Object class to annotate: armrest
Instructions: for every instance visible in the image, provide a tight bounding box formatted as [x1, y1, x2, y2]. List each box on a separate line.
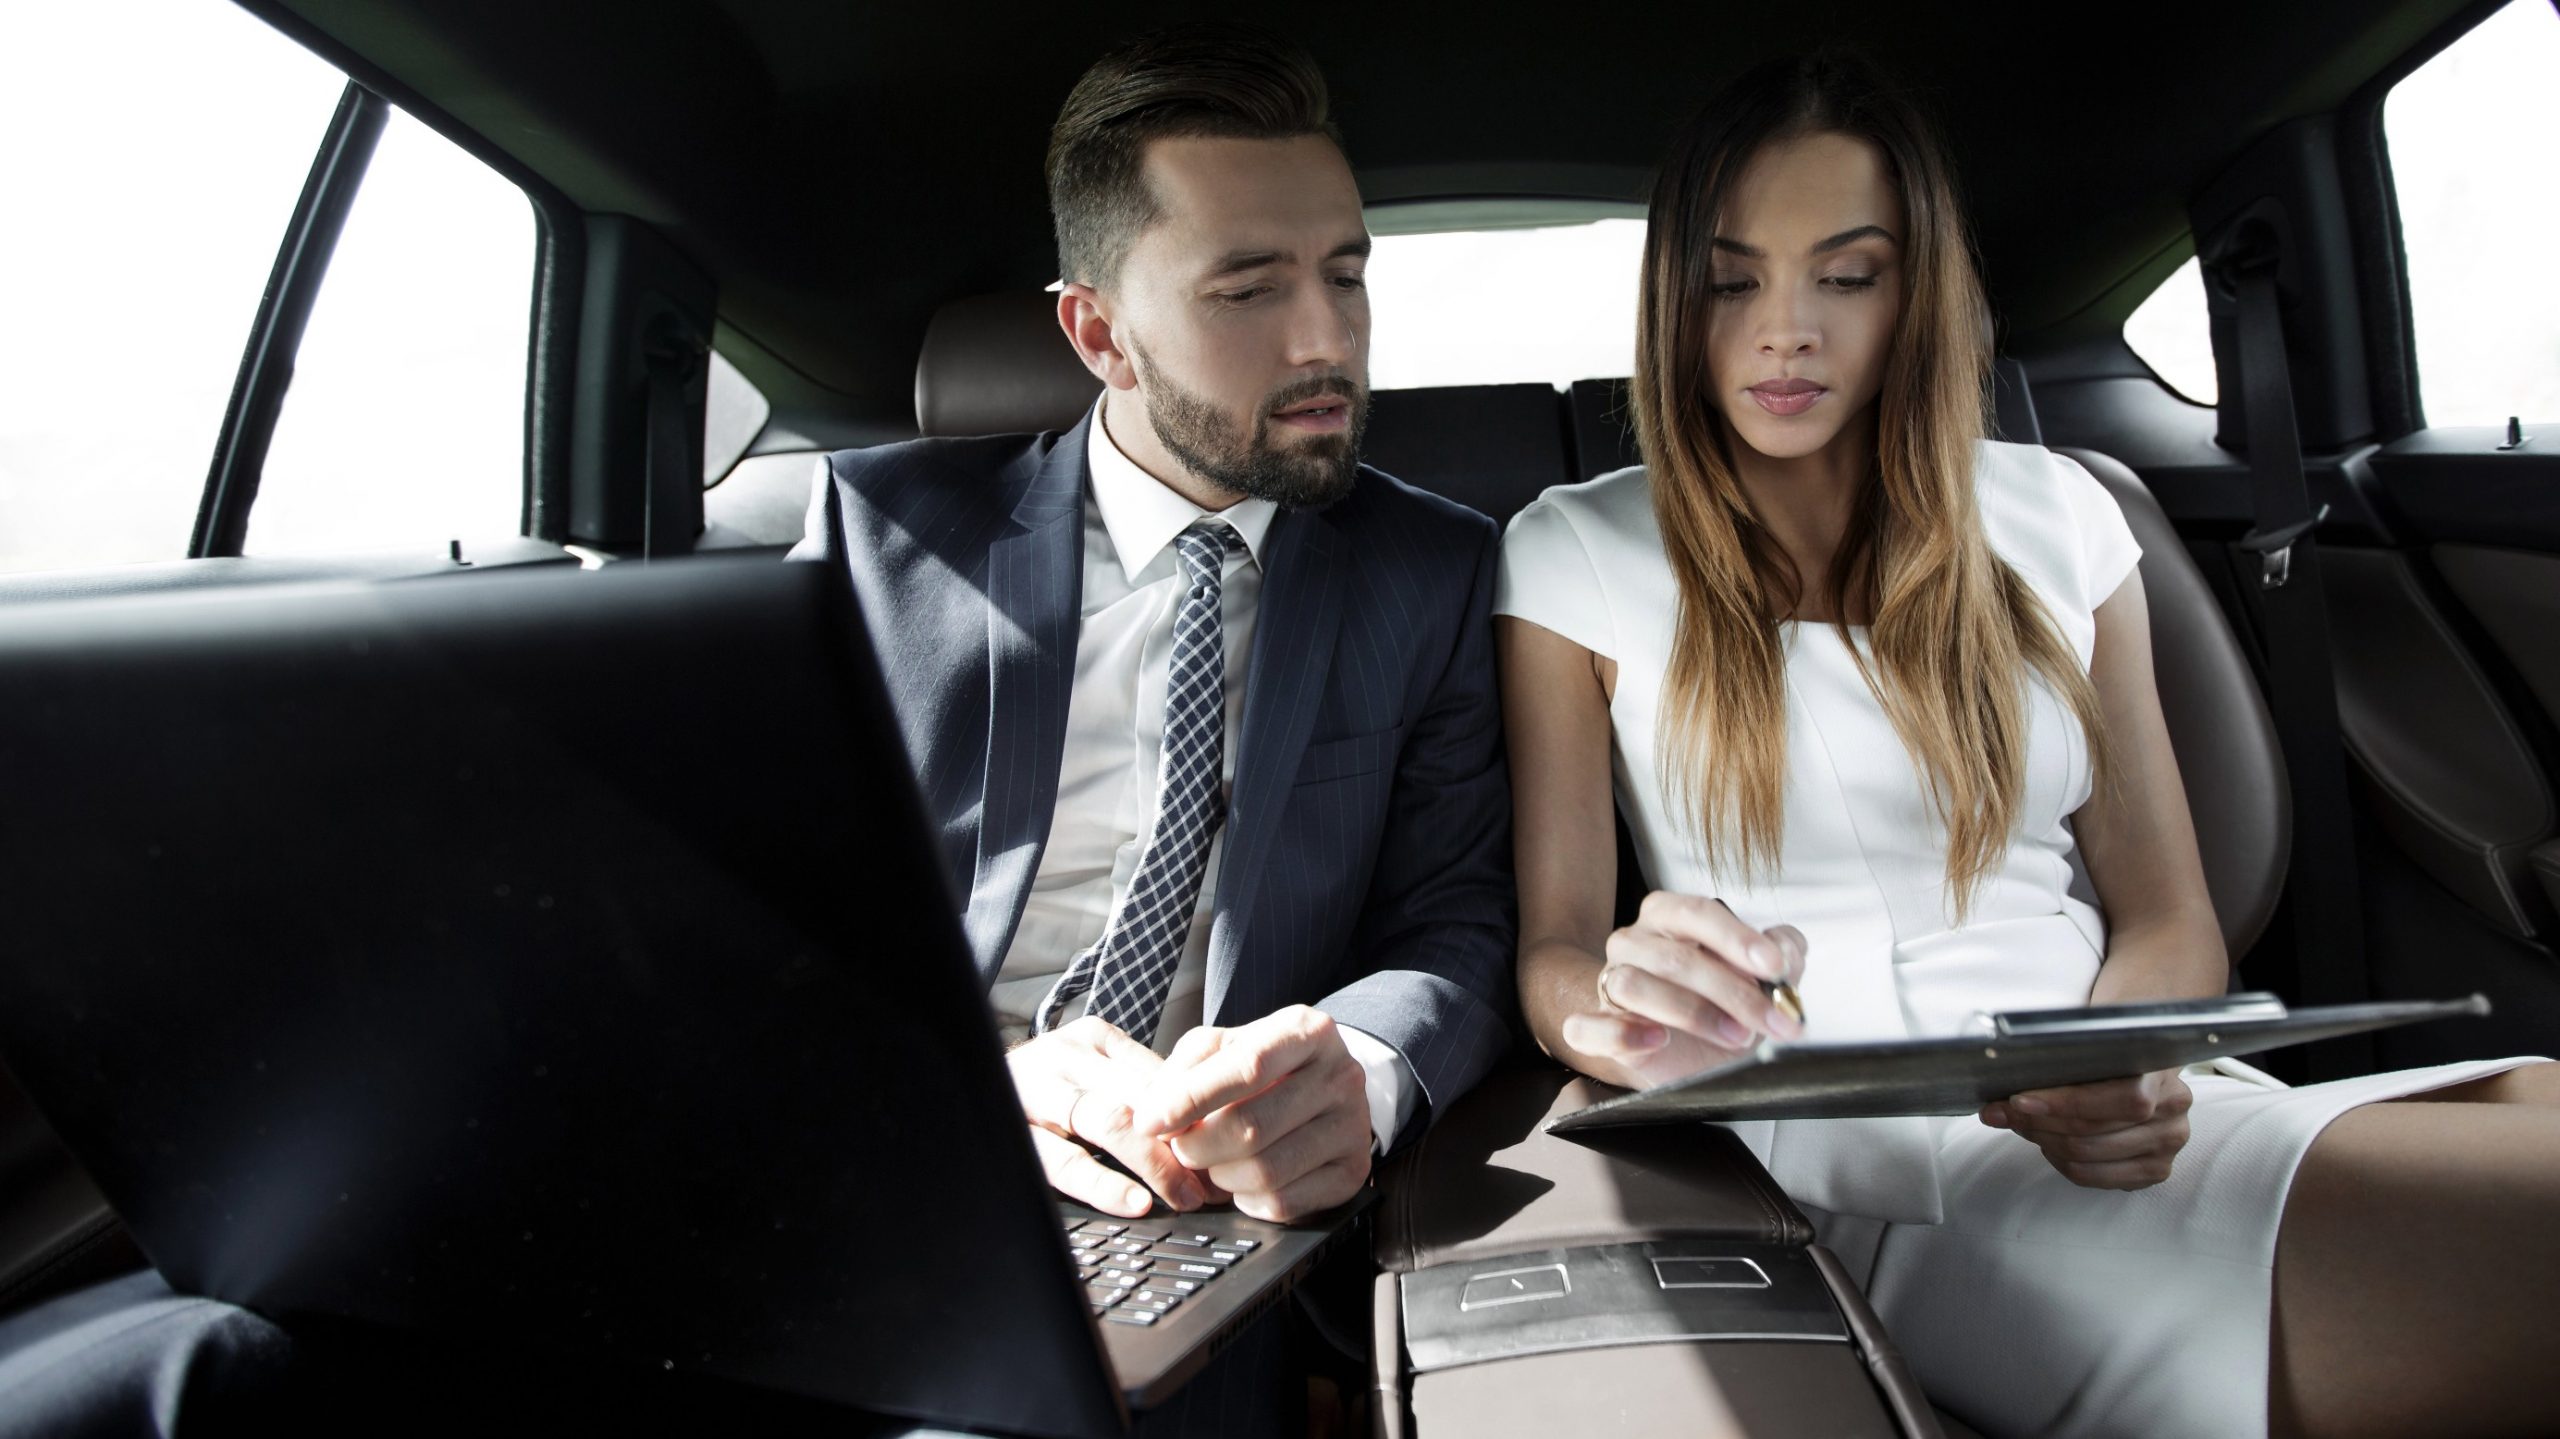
[0, 1071, 140, 1319]
[1374, 1064, 1811, 1275]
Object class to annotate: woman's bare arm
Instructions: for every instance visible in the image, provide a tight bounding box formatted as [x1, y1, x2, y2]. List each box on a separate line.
[2070, 569, 2228, 1004]
[1501, 617, 1802, 1091]
[1985, 568, 2227, 1189]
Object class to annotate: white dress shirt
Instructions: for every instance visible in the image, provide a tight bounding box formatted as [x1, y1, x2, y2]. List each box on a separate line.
[988, 402, 1419, 1152]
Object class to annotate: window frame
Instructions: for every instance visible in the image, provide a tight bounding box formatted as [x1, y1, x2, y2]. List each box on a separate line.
[202, 3, 585, 551]
[189, 81, 387, 558]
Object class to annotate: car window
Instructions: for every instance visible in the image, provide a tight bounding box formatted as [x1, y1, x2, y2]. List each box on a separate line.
[2121, 257, 2217, 407]
[0, 0, 344, 574]
[249, 108, 536, 556]
[1366, 208, 1645, 390]
[2385, 0, 2560, 428]
[703, 350, 771, 486]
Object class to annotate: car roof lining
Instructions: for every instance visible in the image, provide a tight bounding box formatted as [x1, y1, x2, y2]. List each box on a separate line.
[250, 0, 2486, 438]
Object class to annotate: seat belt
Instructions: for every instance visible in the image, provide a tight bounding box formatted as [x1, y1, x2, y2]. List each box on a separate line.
[640, 321, 705, 560]
[2222, 230, 2375, 1080]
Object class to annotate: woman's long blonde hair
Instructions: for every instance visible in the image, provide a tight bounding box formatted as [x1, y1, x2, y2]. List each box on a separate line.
[1634, 54, 2107, 914]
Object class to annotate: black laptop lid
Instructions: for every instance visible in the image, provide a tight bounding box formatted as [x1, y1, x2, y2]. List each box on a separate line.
[0, 558, 1123, 1438]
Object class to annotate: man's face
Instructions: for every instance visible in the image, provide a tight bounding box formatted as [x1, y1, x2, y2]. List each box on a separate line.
[1084, 133, 1371, 510]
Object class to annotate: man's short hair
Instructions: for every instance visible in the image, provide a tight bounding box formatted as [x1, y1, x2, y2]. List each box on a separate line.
[1045, 23, 1340, 290]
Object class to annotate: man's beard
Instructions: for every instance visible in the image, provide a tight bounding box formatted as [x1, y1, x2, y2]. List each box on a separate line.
[1128, 342, 1367, 511]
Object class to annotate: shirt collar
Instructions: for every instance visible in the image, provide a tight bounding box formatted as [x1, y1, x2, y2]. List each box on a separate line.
[1085, 398, 1277, 586]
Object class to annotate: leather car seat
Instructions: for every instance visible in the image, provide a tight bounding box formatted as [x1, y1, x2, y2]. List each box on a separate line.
[2055, 445, 2288, 958]
[913, 292, 1102, 438]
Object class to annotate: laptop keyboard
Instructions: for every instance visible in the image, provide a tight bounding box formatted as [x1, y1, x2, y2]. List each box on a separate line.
[1063, 1218, 1261, 1328]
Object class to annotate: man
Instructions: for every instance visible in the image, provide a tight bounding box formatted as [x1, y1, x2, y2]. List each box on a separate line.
[791, 22, 1515, 1222]
[0, 24, 1513, 1439]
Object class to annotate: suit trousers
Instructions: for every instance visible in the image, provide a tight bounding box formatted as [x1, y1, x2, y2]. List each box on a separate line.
[0, 1268, 1311, 1439]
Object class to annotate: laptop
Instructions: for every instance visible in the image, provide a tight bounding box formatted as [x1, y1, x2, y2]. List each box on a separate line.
[0, 554, 1366, 1438]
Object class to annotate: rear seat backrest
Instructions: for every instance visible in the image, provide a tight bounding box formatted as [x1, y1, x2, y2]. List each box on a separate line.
[906, 299, 2280, 958]
[1568, 379, 1642, 481]
[913, 293, 1101, 438]
[1566, 357, 2043, 485]
[1358, 384, 1575, 526]
[2059, 446, 2288, 958]
[1995, 364, 2285, 959]
[1558, 366, 2286, 956]
[911, 293, 1583, 527]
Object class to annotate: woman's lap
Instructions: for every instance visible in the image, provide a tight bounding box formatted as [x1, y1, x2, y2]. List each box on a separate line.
[1803, 1056, 2546, 1438]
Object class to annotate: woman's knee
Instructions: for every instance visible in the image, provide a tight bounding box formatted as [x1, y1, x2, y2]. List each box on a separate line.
[2414, 1060, 2560, 1107]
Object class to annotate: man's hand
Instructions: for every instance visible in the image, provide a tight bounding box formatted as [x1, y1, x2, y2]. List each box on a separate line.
[1133, 1006, 1372, 1224]
[1980, 1069, 2194, 1190]
[1008, 1016, 1209, 1218]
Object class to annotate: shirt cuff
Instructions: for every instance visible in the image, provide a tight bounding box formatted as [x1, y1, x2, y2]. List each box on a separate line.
[1337, 1023, 1421, 1154]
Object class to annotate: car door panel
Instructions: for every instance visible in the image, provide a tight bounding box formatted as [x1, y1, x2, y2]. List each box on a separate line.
[2432, 543, 2560, 734]
[2030, 352, 2560, 1073]
[2323, 545, 2554, 939]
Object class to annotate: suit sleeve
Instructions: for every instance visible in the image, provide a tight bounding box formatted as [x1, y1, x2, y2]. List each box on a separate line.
[1313, 522, 1518, 1148]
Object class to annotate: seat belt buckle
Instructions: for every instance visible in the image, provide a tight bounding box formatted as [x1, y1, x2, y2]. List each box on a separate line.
[2238, 504, 2331, 590]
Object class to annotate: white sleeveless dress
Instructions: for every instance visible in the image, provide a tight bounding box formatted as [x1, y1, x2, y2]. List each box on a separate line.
[1494, 441, 2541, 1438]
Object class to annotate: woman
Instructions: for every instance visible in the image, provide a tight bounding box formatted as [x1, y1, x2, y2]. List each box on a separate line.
[1497, 54, 2558, 1439]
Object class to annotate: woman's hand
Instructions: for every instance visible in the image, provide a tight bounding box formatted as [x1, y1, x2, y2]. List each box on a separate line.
[1561, 891, 1809, 1091]
[1980, 1069, 2194, 1190]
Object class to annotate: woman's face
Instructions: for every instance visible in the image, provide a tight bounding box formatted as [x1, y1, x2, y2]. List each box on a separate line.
[1702, 131, 1906, 463]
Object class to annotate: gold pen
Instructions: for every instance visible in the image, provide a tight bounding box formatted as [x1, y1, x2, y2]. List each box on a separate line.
[1762, 976, 1806, 1028]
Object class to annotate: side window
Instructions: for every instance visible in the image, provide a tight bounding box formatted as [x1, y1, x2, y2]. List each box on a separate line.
[0, 0, 344, 574]
[2385, 0, 2560, 428]
[703, 350, 772, 486]
[2121, 257, 2217, 407]
[1366, 209, 1646, 389]
[250, 110, 536, 555]
[701, 351, 810, 546]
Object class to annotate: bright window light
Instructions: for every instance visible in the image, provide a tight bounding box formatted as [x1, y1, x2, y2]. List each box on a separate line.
[2387, 0, 2560, 427]
[2122, 256, 2217, 407]
[1366, 218, 1647, 391]
[0, 0, 344, 573]
[251, 108, 535, 555]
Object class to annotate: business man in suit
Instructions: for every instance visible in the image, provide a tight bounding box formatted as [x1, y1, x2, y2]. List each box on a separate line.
[0, 24, 1509, 1439]
[790, 23, 1514, 1230]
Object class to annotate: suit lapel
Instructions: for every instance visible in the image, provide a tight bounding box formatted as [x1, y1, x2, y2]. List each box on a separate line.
[1205, 505, 1344, 1023]
[965, 416, 1090, 984]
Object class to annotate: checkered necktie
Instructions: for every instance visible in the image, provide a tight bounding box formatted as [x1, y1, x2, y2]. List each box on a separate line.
[1034, 520, 1246, 1046]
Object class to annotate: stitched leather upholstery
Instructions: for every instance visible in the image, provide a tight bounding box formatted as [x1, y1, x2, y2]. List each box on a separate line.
[2059, 446, 2289, 960]
[1374, 1066, 1810, 1275]
[912, 292, 1100, 438]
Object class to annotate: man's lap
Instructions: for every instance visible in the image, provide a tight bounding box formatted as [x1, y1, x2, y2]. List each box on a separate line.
[0, 1271, 290, 1439]
[0, 1270, 1307, 1439]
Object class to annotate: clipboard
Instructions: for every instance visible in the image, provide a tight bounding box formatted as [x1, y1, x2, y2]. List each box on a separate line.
[1547, 993, 2493, 1132]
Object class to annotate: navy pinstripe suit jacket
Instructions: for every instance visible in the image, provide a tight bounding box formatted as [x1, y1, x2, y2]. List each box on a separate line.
[789, 411, 1517, 1142]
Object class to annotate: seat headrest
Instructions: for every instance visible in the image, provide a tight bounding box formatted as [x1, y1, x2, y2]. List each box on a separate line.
[913, 292, 1105, 438]
[1990, 355, 2043, 446]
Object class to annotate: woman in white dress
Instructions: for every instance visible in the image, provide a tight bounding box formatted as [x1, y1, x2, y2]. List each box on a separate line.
[1495, 54, 2559, 1439]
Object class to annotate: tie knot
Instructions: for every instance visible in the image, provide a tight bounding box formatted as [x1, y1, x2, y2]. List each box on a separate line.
[1175, 521, 1242, 582]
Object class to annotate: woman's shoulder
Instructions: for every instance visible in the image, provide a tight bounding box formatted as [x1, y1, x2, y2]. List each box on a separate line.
[1970, 438, 2141, 615]
[1494, 466, 1658, 658]
[1506, 464, 1657, 552]
[1971, 436, 2098, 503]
